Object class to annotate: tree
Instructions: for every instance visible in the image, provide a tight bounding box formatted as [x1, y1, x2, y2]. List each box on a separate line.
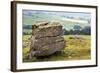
[73, 25, 82, 31]
[81, 26, 91, 35]
[73, 25, 82, 35]
[23, 25, 32, 29]
[63, 29, 70, 35]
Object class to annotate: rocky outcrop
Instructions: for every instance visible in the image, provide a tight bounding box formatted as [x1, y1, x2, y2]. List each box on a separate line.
[29, 21, 66, 58]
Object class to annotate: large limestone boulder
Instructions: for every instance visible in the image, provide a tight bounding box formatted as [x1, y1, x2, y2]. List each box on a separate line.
[29, 21, 66, 57]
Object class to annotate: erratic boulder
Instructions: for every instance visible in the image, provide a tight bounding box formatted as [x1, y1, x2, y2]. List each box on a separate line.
[29, 21, 66, 58]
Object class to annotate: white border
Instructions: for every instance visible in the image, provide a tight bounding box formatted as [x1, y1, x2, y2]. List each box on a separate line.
[17, 4, 96, 69]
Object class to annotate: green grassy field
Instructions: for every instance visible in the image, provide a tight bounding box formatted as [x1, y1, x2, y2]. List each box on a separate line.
[23, 35, 91, 62]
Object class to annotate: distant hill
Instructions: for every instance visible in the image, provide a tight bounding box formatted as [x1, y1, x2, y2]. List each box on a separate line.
[23, 10, 91, 30]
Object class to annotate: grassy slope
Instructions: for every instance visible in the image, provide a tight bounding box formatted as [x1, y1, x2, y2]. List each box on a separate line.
[23, 35, 91, 62]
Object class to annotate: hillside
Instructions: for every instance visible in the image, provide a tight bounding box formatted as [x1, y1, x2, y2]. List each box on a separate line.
[22, 10, 91, 30]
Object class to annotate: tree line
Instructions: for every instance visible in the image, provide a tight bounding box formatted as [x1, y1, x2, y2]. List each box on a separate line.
[63, 25, 91, 35]
[23, 25, 91, 35]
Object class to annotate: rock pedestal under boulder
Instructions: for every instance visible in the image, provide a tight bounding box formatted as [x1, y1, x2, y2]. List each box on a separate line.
[29, 21, 66, 57]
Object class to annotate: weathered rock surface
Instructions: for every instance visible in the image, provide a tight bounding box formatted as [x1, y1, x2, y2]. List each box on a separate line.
[29, 21, 66, 57]
[30, 41, 65, 56]
[30, 36, 64, 49]
[32, 23, 63, 39]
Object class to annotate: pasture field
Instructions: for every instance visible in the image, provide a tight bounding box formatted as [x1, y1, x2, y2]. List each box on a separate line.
[23, 35, 91, 62]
